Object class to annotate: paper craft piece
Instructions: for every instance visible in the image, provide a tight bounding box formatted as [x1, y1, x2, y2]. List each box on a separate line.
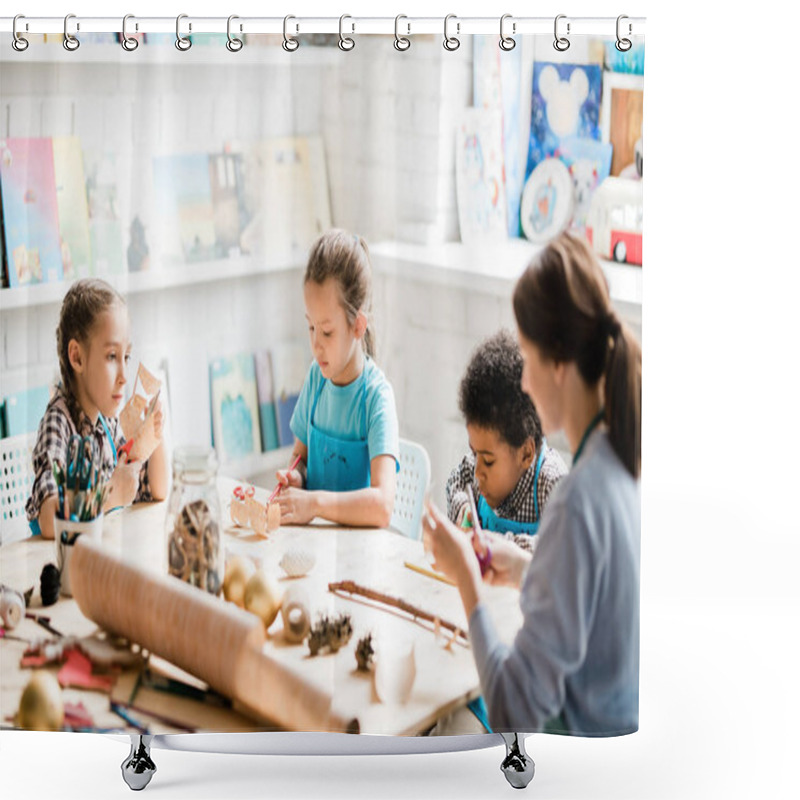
[254, 349, 281, 452]
[455, 108, 508, 244]
[474, 36, 524, 237]
[526, 63, 603, 181]
[209, 353, 261, 462]
[230, 485, 280, 536]
[373, 637, 416, 705]
[555, 136, 613, 232]
[52, 137, 92, 279]
[152, 153, 216, 264]
[235, 136, 332, 257]
[83, 149, 127, 275]
[520, 158, 575, 243]
[63, 701, 95, 730]
[119, 363, 163, 462]
[0, 138, 64, 286]
[57, 648, 115, 693]
[604, 40, 645, 75]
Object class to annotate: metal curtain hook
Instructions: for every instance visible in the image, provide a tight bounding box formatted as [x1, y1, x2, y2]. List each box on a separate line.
[121, 14, 139, 51]
[499, 13, 515, 51]
[282, 15, 299, 51]
[12, 14, 29, 52]
[615, 15, 632, 52]
[394, 14, 410, 51]
[339, 14, 355, 51]
[226, 15, 243, 52]
[553, 14, 570, 52]
[63, 14, 80, 51]
[176, 13, 192, 51]
[443, 14, 460, 51]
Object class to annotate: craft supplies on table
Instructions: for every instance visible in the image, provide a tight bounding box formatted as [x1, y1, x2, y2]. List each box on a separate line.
[0, 476, 523, 737]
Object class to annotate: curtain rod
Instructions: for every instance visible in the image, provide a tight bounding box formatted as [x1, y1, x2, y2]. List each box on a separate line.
[0, 16, 646, 38]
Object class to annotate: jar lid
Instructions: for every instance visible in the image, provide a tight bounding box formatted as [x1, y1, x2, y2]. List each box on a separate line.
[172, 446, 218, 481]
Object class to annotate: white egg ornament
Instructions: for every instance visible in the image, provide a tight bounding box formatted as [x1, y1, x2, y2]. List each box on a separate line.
[279, 547, 316, 578]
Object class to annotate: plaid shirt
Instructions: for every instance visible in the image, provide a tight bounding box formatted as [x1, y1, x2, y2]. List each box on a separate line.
[445, 443, 567, 553]
[25, 386, 152, 523]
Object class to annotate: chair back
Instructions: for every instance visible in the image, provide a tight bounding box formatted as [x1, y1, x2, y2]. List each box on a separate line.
[0, 432, 37, 544]
[389, 438, 431, 541]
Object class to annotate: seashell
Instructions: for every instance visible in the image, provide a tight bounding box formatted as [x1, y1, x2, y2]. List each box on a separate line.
[279, 547, 316, 578]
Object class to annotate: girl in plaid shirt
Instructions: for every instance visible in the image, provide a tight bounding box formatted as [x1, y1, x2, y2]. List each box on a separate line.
[25, 279, 168, 539]
[445, 330, 567, 553]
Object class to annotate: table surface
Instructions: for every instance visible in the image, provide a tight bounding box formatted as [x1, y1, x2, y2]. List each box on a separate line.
[1, 477, 521, 736]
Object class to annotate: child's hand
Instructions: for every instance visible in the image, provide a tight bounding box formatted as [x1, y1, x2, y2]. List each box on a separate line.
[276, 468, 303, 490]
[276, 487, 315, 525]
[108, 457, 142, 508]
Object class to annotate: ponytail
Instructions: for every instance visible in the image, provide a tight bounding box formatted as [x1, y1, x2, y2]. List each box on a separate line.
[513, 232, 641, 478]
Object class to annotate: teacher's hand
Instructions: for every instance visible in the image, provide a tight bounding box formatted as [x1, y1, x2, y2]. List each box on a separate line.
[422, 502, 481, 587]
[480, 531, 532, 589]
[276, 487, 316, 526]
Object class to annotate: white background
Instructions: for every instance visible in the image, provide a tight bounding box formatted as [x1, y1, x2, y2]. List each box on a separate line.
[2, 1, 799, 799]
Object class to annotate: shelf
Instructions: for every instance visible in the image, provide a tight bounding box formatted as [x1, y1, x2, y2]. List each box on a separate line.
[370, 239, 642, 307]
[0, 253, 306, 312]
[222, 446, 295, 485]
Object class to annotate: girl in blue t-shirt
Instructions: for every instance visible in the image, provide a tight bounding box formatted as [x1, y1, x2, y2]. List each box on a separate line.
[275, 229, 399, 528]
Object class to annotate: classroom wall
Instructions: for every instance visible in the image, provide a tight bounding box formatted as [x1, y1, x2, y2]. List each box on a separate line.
[1, 38, 640, 518]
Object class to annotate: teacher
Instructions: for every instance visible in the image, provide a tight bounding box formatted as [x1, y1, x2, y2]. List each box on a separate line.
[424, 231, 641, 735]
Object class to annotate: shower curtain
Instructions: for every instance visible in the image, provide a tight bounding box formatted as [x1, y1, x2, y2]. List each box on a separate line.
[0, 15, 644, 742]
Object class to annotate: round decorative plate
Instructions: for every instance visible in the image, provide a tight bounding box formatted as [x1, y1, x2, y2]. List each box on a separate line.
[520, 157, 575, 243]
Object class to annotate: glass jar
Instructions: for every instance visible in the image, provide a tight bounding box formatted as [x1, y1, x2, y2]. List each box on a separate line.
[165, 446, 224, 596]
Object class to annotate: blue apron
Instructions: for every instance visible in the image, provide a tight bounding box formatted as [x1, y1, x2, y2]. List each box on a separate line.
[467, 441, 547, 732]
[29, 414, 117, 536]
[476, 440, 547, 537]
[306, 372, 371, 492]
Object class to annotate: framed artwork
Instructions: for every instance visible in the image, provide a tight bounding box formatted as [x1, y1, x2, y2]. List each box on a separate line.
[600, 72, 644, 177]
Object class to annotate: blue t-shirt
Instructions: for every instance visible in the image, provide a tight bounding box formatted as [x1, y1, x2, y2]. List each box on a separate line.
[290, 356, 399, 467]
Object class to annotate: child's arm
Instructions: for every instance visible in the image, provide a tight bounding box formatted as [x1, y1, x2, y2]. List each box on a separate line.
[445, 453, 476, 525]
[276, 439, 309, 489]
[143, 440, 169, 501]
[277, 454, 397, 528]
[36, 495, 59, 540]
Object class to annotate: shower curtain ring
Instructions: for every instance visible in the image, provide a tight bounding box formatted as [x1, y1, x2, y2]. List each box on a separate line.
[553, 14, 570, 51]
[63, 14, 80, 51]
[499, 14, 516, 51]
[226, 15, 243, 52]
[12, 14, 29, 51]
[121, 14, 138, 51]
[282, 15, 299, 52]
[394, 15, 411, 51]
[615, 15, 632, 52]
[338, 15, 355, 51]
[176, 14, 192, 51]
[443, 14, 460, 51]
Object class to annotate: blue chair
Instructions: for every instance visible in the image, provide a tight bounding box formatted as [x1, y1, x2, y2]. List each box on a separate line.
[389, 438, 431, 541]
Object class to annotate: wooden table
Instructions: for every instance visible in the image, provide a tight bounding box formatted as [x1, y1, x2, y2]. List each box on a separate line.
[0, 478, 521, 736]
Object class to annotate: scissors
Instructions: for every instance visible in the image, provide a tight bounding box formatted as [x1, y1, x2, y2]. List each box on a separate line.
[66, 435, 97, 491]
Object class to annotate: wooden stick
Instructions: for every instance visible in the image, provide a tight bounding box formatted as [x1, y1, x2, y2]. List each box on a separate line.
[403, 561, 457, 586]
[328, 580, 468, 643]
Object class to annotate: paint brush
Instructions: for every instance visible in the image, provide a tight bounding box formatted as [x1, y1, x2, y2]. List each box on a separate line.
[466, 485, 492, 576]
[267, 453, 302, 504]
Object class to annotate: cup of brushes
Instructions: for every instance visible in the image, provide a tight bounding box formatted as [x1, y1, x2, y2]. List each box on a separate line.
[52, 455, 107, 597]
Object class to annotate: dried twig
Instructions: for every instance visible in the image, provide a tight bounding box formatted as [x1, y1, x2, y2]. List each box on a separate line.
[328, 580, 468, 644]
